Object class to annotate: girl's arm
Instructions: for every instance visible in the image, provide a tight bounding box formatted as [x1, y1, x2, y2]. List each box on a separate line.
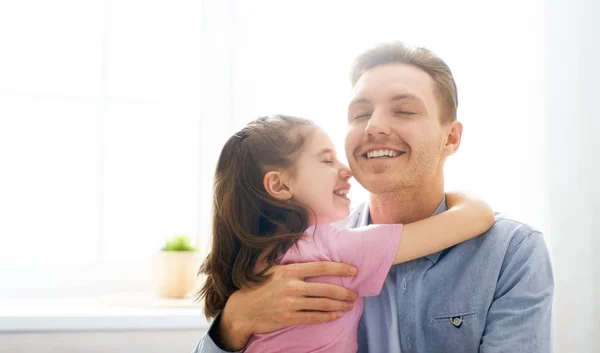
[393, 192, 494, 264]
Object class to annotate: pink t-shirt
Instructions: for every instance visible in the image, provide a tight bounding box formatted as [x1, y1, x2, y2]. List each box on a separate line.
[245, 223, 403, 353]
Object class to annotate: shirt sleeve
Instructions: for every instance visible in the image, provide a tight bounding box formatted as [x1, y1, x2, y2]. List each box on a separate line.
[190, 314, 243, 353]
[321, 224, 402, 297]
[479, 231, 554, 353]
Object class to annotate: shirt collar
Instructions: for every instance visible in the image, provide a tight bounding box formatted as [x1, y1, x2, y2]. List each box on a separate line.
[358, 195, 448, 264]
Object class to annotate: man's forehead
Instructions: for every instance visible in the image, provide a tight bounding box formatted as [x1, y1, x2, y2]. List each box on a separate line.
[350, 63, 435, 103]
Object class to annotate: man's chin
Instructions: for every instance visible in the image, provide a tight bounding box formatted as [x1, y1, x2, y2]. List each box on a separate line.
[354, 173, 399, 194]
[352, 157, 407, 178]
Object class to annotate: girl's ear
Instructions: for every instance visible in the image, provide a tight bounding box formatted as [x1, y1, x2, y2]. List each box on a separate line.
[263, 171, 292, 200]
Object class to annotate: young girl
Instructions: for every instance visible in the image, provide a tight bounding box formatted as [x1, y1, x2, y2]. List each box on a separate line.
[199, 115, 494, 353]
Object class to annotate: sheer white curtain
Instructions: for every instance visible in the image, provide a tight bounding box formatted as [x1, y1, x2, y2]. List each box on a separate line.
[545, 0, 600, 351]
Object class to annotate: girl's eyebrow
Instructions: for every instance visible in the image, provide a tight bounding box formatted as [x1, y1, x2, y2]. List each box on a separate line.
[316, 148, 334, 157]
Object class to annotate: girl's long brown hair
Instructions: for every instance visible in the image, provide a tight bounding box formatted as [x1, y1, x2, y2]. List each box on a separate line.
[198, 115, 316, 319]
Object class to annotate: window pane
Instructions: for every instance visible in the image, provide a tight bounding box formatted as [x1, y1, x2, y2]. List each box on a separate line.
[106, 0, 203, 100]
[0, 96, 99, 291]
[0, 1, 104, 95]
[102, 101, 201, 262]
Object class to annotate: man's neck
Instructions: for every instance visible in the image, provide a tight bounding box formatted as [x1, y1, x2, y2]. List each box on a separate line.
[368, 184, 444, 225]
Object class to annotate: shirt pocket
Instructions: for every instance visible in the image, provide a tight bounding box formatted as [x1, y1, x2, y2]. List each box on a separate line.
[431, 309, 479, 327]
[426, 309, 481, 353]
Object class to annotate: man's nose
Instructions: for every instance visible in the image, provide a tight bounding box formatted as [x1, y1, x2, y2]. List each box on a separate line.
[365, 110, 392, 136]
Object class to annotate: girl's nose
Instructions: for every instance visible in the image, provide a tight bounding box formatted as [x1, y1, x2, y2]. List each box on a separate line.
[339, 165, 352, 180]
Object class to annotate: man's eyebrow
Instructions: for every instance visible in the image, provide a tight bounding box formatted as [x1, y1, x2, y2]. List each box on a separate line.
[348, 97, 370, 107]
[349, 94, 421, 107]
[390, 94, 419, 102]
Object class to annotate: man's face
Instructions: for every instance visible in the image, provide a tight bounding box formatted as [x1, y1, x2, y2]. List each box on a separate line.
[345, 63, 451, 194]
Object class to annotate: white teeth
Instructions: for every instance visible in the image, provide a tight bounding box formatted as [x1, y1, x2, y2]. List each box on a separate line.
[366, 149, 398, 158]
[334, 189, 349, 196]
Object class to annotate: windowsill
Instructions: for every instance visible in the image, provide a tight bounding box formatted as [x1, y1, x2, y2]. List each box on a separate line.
[0, 293, 210, 333]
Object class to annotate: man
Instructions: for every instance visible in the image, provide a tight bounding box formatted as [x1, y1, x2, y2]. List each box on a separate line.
[194, 42, 554, 352]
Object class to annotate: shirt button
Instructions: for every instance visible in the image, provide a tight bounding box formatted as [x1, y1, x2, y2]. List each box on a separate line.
[451, 316, 463, 328]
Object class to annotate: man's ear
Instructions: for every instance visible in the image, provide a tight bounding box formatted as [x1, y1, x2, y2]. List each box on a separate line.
[263, 171, 293, 200]
[442, 121, 463, 157]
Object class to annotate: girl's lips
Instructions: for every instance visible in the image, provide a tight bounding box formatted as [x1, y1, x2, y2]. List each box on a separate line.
[333, 184, 351, 193]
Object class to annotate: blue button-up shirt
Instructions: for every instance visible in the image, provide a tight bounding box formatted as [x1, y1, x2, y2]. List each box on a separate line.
[194, 198, 554, 353]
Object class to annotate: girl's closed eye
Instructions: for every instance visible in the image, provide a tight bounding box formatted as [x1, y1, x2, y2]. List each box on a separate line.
[353, 113, 371, 120]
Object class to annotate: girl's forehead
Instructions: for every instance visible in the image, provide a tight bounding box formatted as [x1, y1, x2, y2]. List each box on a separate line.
[299, 130, 335, 159]
[307, 127, 335, 149]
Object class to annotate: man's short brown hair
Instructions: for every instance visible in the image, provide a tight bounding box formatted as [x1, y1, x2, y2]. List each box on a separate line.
[350, 42, 458, 123]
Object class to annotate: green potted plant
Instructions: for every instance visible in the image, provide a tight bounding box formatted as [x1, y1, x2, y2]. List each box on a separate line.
[152, 234, 201, 299]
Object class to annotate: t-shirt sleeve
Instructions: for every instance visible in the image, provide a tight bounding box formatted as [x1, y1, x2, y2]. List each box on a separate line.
[321, 224, 402, 297]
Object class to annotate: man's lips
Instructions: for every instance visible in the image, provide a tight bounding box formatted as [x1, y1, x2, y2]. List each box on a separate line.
[359, 147, 406, 159]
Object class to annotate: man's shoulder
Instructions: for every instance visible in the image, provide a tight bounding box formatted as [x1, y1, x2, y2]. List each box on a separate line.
[472, 212, 547, 258]
[442, 213, 551, 289]
[489, 212, 544, 241]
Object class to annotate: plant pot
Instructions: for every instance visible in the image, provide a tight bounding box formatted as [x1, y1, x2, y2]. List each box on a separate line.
[152, 251, 201, 299]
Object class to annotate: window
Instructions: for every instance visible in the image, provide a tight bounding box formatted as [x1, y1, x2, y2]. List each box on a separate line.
[0, 0, 206, 295]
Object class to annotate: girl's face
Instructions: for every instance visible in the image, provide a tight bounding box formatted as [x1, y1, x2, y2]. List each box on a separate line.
[286, 127, 352, 225]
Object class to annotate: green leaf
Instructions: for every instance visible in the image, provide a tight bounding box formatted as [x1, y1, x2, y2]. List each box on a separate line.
[162, 234, 197, 252]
